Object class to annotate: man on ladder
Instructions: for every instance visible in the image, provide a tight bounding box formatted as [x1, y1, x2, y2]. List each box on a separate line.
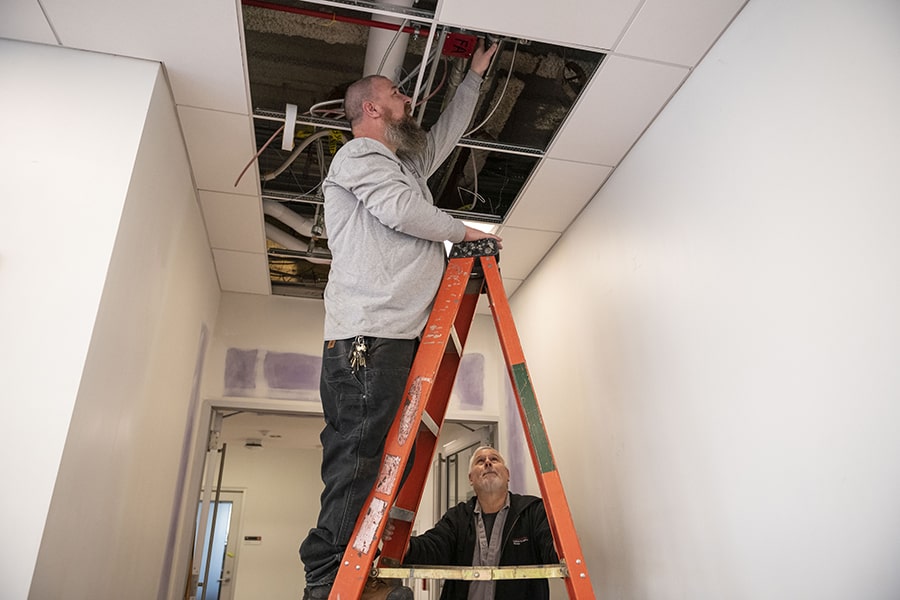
[299, 39, 501, 600]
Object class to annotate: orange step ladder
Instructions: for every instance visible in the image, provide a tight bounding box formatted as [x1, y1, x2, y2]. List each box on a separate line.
[329, 239, 594, 599]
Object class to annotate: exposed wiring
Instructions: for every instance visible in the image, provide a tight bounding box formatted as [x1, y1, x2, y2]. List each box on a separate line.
[307, 98, 345, 119]
[464, 40, 519, 138]
[260, 129, 337, 182]
[469, 149, 479, 208]
[457, 149, 497, 213]
[415, 57, 448, 106]
[234, 123, 284, 187]
[457, 149, 485, 211]
[376, 18, 409, 77]
[399, 43, 439, 88]
[316, 133, 326, 183]
[308, 109, 344, 118]
[456, 186, 489, 212]
[283, 145, 308, 192]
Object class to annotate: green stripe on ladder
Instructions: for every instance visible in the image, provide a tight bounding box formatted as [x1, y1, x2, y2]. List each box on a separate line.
[512, 363, 555, 473]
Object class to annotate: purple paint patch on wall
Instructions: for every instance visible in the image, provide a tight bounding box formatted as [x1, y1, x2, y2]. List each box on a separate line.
[264, 352, 321, 390]
[225, 348, 258, 390]
[455, 353, 484, 408]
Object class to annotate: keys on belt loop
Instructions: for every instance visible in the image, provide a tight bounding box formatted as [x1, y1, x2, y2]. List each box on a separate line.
[349, 335, 367, 372]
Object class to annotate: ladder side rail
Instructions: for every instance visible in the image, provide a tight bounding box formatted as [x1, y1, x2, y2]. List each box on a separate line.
[480, 255, 596, 599]
[379, 265, 484, 564]
[378, 353, 456, 564]
[329, 258, 476, 599]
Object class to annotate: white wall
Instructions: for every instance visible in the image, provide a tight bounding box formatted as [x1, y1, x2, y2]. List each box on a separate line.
[508, 1, 900, 598]
[206, 292, 504, 418]
[204, 292, 327, 410]
[0, 41, 220, 599]
[0, 40, 150, 599]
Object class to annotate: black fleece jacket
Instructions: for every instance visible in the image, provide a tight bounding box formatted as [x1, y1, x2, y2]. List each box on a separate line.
[403, 492, 559, 600]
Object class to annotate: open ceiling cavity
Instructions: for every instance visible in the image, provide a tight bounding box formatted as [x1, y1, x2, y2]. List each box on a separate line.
[240, 0, 605, 297]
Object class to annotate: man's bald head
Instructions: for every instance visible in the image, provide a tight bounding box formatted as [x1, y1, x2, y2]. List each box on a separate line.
[343, 75, 389, 126]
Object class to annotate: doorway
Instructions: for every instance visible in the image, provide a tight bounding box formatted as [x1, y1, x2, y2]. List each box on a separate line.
[185, 408, 495, 600]
[194, 490, 244, 600]
[435, 423, 495, 518]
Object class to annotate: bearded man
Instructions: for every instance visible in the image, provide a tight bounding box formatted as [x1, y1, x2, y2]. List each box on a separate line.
[299, 41, 501, 600]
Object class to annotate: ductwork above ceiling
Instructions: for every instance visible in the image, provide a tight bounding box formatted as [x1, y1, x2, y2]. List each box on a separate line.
[241, 0, 605, 298]
[362, 0, 416, 80]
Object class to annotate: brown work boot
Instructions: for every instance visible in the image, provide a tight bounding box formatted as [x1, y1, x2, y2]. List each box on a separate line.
[360, 577, 413, 600]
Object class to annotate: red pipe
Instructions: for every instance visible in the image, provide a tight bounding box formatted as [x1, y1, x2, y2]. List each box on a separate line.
[242, 0, 430, 36]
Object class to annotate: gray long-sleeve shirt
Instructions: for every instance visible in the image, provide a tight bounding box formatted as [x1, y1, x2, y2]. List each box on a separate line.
[322, 71, 483, 340]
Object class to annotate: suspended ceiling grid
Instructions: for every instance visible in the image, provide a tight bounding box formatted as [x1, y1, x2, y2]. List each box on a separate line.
[245, 0, 609, 298]
[2, 0, 749, 307]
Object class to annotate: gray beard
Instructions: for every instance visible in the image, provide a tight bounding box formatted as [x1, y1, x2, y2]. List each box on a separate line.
[474, 473, 507, 495]
[386, 115, 427, 160]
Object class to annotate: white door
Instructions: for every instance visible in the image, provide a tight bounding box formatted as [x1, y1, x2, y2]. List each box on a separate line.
[195, 490, 244, 600]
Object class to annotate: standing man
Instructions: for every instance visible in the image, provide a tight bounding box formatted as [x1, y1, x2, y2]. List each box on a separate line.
[300, 40, 501, 600]
[388, 446, 558, 600]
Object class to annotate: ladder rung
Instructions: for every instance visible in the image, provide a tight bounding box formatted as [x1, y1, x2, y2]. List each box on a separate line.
[388, 506, 416, 522]
[376, 564, 568, 581]
[449, 325, 462, 355]
[419, 410, 439, 437]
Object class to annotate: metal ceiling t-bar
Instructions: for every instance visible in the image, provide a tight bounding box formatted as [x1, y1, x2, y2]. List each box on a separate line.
[295, 0, 436, 22]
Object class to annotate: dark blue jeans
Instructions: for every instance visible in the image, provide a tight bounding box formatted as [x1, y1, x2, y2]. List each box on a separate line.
[300, 336, 418, 587]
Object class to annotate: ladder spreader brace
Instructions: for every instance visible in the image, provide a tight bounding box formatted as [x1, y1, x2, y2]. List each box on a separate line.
[329, 239, 595, 599]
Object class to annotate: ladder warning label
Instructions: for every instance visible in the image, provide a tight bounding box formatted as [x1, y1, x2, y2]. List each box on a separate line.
[352, 497, 387, 554]
[376, 454, 401, 495]
[398, 377, 422, 446]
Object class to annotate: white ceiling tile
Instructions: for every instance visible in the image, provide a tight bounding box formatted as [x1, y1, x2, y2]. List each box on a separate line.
[199, 190, 266, 253]
[178, 106, 258, 197]
[1, 0, 57, 44]
[40, 0, 249, 114]
[495, 227, 560, 281]
[616, 0, 747, 66]
[212, 249, 271, 294]
[506, 159, 613, 232]
[1, 0, 747, 301]
[437, 0, 640, 49]
[547, 55, 689, 165]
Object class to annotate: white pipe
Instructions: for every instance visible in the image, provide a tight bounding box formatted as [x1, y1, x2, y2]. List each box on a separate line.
[265, 223, 331, 265]
[262, 199, 325, 239]
[363, 0, 416, 81]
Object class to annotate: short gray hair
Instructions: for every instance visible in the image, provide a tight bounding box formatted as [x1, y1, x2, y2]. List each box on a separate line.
[343, 75, 387, 126]
[468, 445, 505, 472]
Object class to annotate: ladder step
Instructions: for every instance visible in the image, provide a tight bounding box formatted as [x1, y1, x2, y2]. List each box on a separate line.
[376, 564, 568, 581]
[388, 506, 416, 522]
[449, 325, 463, 355]
[419, 410, 439, 437]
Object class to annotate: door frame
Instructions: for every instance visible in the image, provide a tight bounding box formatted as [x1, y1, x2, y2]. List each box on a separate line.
[180, 400, 498, 600]
[180, 399, 325, 600]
